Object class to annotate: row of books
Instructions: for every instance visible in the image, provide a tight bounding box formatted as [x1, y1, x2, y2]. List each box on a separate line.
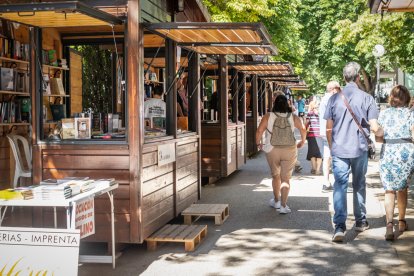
[0, 37, 30, 61]
[0, 177, 117, 201]
[0, 98, 31, 123]
[92, 113, 122, 134]
[0, 67, 30, 92]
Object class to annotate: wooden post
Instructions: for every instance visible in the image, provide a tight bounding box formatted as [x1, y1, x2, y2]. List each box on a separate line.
[268, 81, 273, 112]
[219, 55, 228, 177]
[187, 52, 201, 199]
[165, 38, 177, 137]
[188, 52, 200, 133]
[238, 72, 246, 123]
[127, 0, 143, 243]
[231, 69, 238, 124]
[252, 75, 258, 149]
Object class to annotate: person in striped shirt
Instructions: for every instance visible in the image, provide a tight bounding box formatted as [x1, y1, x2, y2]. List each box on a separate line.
[306, 100, 323, 174]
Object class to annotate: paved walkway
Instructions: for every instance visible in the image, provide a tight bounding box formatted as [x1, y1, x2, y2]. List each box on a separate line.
[79, 143, 414, 275]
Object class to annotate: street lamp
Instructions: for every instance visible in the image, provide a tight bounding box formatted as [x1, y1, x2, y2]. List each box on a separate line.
[372, 44, 385, 106]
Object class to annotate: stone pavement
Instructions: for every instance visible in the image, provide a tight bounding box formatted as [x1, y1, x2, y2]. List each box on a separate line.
[79, 142, 414, 276]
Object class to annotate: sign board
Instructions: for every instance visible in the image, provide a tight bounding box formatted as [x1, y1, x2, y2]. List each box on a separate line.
[75, 197, 95, 239]
[158, 143, 176, 166]
[0, 227, 80, 276]
[227, 133, 232, 164]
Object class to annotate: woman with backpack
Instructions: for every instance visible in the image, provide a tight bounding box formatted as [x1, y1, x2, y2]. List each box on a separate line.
[256, 94, 307, 214]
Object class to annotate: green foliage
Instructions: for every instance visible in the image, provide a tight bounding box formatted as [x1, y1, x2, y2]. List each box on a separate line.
[71, 45, 113, 113]
[202, 0, 304, 72]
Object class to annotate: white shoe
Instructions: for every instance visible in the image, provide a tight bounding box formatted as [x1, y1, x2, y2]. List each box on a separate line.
[269, 198, 281, 209]
[279, 205, 291, 214]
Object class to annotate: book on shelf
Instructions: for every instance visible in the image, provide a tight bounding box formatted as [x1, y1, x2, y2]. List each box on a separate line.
[61, 118, 76, 139]
[104, 113, 113, 133]
[75, 117, 91, 139]
[91, 113, 103, 135]
[0, 98, 28, 123]
[0, 67, 14, 91]
[50, 77, 65, 95]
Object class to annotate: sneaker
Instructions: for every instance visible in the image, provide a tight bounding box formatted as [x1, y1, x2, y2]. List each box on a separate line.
[269, 198, 281, 209]
[355, 221, 370, 232]
[311, 169, 316, 174]
[332, 227, 345, 242]
[294, 165, 303, 173]
[279, 205, 291, 214]
[322, 185, 334, 192]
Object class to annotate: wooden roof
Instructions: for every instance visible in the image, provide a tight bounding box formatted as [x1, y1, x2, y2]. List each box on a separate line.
[144, 22, 277, 55]
[229, 62, 293, 75]
[0, 1, 123, 28]
[369, 0, 414, 13]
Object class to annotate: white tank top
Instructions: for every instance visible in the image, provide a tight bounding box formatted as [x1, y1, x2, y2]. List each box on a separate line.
[263, 112, 295, 153]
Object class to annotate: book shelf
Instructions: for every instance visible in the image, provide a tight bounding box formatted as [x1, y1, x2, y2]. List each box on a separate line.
[43, 65, 69, 71]
[0, 91, 30, 96]
[0, 123, 30, 126]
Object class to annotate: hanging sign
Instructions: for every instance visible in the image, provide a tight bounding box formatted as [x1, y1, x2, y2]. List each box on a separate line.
[0, 227, 80, 276]
[75, 197, 95, 239]
[158, 143, 176, 166]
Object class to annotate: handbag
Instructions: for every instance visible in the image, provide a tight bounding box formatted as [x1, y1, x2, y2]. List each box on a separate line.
[339, 92, 376, 159]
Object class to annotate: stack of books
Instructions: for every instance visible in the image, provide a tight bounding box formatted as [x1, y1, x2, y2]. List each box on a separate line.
[41, 183, 72, 200]
[0, 188, 33, 200]
[94, 178, 117, 188]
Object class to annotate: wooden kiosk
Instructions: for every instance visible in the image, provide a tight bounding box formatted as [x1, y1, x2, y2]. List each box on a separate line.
[0, 1, 279, 245]
[0, 0, 210, 245]
[226, 62, 295, 156]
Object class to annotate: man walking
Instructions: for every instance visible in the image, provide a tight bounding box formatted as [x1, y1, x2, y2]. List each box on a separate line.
[297, 95, 306, 123]
[319, 81, 341, 191]
[324, 62, 380, 242]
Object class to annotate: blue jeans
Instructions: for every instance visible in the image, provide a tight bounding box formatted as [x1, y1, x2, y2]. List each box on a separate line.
[332, 154, 368, 229]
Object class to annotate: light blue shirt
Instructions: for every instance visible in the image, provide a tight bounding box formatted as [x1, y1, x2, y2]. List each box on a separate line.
[324, 82, 379, 158]
[319, 92, 333, 137]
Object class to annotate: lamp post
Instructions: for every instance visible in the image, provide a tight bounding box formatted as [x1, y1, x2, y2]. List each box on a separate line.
[372, 44, 385, 107]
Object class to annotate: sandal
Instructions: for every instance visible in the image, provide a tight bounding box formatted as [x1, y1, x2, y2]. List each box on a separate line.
[398, 219, 408, 232]
[385, 222, 394, 241]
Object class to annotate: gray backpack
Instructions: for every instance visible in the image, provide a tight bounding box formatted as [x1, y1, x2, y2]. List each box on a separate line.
[269, 113, 296, 147]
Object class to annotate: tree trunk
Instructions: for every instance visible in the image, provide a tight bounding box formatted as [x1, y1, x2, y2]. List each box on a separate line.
[359, 67, 375, 95]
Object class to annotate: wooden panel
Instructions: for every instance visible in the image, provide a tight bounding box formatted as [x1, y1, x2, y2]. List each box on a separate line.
[42, 155, 129, 170]
[142, 171, 174, 196]
[142, 208, 175, 240]
[177, 141, 198, 157]
[142, 195, 173, 222]
[141, 0, 171, 23]
[42, 169, 130, 185]
[176, 152, 197, 169]
[95, 198, 130, 214]
[177, 162, 197, 180]
[70, 50, 83, 115]
[142, 184, 174, 210]
[142, 163, 173, 182]
[177, 181, 198, 202]
[177, 173, 198, 192]
[143, 151, 157, 168]
[176, 192, 198, 215]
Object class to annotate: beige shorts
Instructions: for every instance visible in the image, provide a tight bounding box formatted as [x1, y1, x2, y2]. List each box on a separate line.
[265, 146, 298, 179]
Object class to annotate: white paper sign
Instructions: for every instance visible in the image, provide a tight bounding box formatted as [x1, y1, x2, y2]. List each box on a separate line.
[227, 133, 232, 164]
[0, 227, 80, 276]
[75, 197, 95, 239]
[158, 143, 176, 166]
[241, 131, 245, 156]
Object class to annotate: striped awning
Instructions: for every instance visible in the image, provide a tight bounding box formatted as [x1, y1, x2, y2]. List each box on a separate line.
[0, 1, 123, 28]
[144, 22, 277, 56]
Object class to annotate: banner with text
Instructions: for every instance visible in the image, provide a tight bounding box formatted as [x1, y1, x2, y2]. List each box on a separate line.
[0, 227, 80, 276]
[75, 197, 95, 239]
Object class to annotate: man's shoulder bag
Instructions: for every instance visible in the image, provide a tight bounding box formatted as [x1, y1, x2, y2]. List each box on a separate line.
[339, 92, 376, 159]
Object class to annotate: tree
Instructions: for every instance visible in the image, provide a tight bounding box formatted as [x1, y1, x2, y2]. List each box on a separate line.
[202, 0, 304, 71]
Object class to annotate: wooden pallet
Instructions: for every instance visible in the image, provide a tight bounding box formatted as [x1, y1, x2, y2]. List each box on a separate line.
[182, 204, 229, 225]
[145, 224, 207, 252]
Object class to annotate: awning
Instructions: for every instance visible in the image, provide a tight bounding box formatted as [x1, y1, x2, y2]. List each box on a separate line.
[369, 0, 414, 13]
[229, 62, 293, 75]
[144, 22, 277, 55]
[0, 1, 123, 28]
[260, 75, 300, 81]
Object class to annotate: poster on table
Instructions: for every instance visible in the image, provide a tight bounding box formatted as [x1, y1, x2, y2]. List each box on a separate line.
[0, 227, 80, 276]
[75, 197, 95, 239]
